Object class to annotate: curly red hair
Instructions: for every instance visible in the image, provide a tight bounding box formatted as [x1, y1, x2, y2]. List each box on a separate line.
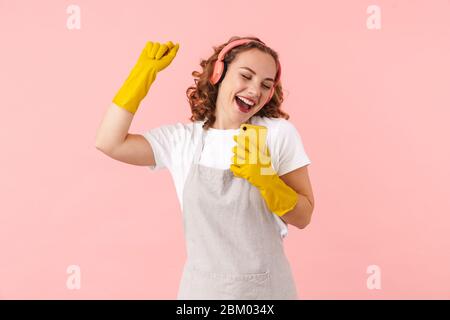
[186, 35, 290, 130]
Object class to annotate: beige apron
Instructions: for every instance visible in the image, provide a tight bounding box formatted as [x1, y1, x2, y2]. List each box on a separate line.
[177, 121, 298, 300]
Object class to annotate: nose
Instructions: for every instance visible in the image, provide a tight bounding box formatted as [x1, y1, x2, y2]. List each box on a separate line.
[246, 83, 261, 102]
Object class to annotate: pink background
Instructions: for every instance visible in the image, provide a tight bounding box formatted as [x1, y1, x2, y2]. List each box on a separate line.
[1, 0, 449, 299]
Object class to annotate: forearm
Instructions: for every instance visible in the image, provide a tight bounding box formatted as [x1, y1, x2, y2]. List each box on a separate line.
[280, 193, 314, 229]
[95, 103, 134, 152]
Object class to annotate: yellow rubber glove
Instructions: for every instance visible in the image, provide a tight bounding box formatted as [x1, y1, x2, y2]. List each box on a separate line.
[113, 41, 180, 114]
[230, 129, 299, 217]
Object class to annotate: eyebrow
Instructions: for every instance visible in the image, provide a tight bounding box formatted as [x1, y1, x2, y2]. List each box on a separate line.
[239, 67, 275, 82]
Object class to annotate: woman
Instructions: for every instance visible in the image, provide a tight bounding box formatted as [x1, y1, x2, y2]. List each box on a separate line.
[95, 36, 315, 299]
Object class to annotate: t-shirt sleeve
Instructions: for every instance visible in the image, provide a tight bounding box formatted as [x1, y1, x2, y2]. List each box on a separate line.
[273, 119, 311, 176]
[143, 123, 183, 171]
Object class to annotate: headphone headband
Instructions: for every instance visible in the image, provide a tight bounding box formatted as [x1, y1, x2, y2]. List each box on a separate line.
[210, 39, 281, 86]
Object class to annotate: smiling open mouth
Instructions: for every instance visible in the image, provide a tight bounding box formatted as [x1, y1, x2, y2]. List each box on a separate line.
[234, 96, 255, 113]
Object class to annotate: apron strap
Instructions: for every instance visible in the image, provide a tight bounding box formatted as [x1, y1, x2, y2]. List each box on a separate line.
[193, 123, 206, 164]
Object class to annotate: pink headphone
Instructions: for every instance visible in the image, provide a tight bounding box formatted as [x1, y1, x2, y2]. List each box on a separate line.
[209, 38, 281, 106]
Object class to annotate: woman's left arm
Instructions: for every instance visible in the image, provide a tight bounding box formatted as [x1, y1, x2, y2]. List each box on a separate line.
[279, 165, 315, 229]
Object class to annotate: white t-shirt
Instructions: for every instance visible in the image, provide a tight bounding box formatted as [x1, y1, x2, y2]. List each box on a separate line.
[143, 116, 311, 238]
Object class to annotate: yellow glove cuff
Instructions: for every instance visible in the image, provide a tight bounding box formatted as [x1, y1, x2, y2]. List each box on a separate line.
[259, 174, 299, 217]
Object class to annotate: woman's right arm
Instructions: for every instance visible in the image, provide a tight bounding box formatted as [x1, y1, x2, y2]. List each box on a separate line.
[94, 41, 180, 166]
[95, 102, 155, 166]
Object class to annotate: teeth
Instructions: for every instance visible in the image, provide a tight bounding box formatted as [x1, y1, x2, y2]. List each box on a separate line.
[236, 96, 251, 109]
[237, 96, 255, 107]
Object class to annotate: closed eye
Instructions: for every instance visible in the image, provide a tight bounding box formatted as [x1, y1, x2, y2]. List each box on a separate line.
[241, 74, 271, 90]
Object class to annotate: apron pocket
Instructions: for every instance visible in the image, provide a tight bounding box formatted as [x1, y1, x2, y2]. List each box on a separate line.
[184, 265, 270, 300]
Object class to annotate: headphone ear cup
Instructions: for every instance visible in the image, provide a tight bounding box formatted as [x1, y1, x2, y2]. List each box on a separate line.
[217, 62, 228, 84]
[210, 61, 228, 85]
[210, 61, 224, 84]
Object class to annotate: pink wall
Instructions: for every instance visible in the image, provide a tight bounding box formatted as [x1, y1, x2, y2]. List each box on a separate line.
[1, 0, 449, 299]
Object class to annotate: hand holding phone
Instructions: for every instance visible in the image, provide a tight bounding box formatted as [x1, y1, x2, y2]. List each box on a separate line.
[231, 123, 299, 217]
